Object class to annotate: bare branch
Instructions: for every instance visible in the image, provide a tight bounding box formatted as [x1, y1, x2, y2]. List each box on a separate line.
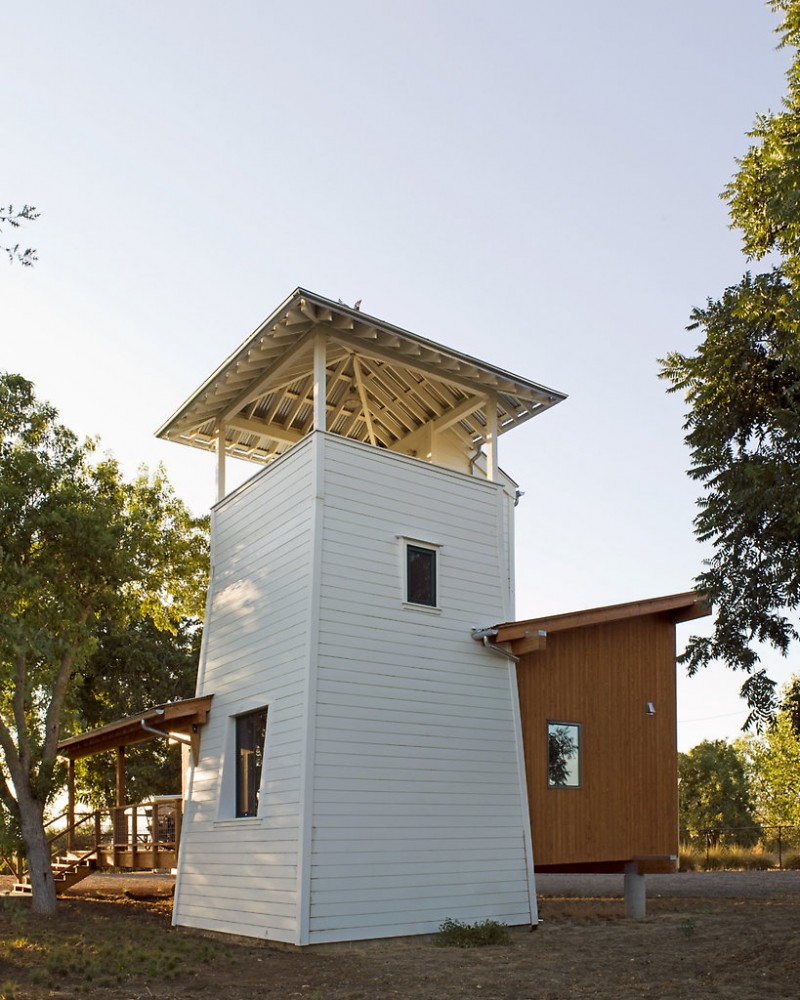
[1, 204, 39, 266]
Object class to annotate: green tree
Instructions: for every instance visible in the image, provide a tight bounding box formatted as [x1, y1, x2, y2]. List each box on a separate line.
[0, 373, 208, 915]
[1, 205, 39, 266]
[744, 679, 800, 829]
[73, 617, 201, 808]
[660, 0, 800, 727]
[679, 740, 760, 846]
[782, 674, 800, 733]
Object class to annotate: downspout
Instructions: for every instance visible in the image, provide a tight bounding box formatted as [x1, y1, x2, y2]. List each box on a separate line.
[470, 627, 519, 663]
[140, 716, 191, 746]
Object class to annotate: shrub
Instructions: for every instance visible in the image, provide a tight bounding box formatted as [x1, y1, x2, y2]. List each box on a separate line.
[435, 918, 511, 948]
[782, 851, 800, 870]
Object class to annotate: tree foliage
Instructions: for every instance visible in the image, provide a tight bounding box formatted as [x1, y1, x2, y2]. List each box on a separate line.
[782, 673, 800, 732]
[0, 373, 208, 913]
[678, 739, 760, 845]
[1, 205, 39, 266]
[73, 617, 201, 808]
[660, 2, 800, 727]
[743, 677, 800, 828]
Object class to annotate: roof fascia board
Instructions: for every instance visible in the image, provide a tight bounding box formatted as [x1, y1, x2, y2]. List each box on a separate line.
[495, 592, 710, 641]
[297, 288, 567, 403]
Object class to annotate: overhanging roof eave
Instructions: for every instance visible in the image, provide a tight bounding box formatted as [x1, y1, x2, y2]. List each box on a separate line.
[493, 592, 711, 643]
[155, 287, 568, 448]
[57, 695, 214, 760]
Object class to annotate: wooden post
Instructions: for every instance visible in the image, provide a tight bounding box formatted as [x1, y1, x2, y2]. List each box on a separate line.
[216, 422, 227, 502]
[152, 801, 160, 864]
[485, 394, 498, 482]
[174, 800, 182, 862]
[115, 747, 125, 807]
[313, 331, 327, 432]
[67, 759, 76, 854]
[114, 746, 126, 867]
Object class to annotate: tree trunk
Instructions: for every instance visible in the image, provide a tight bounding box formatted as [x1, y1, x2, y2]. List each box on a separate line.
[18, 796, 57, 916]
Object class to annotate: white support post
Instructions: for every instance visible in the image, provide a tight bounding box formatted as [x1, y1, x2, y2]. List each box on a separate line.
[215, 423, 226, 503]
[485, 394, 498, 482]
[313, 331, 327, 433]
[624, 863, 646, 919]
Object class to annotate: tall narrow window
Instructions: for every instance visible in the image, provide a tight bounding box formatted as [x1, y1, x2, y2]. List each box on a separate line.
[547, 721, 581, 788]
[406, 543, 437, 606]
[236, 708, 268, 817]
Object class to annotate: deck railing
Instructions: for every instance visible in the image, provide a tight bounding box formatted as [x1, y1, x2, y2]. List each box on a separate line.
[107, 797, 182, 868]
[43, 796, 183, 870]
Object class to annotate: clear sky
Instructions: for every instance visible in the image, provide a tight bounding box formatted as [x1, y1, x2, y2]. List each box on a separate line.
[3, 1, 795, 749]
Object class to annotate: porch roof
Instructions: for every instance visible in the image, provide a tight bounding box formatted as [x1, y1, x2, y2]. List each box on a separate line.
[57, 695, 213, 760]
[156, 288, 567, 465]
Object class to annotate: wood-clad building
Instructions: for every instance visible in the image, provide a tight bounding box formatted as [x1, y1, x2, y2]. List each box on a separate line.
[493, 593, 710, 876]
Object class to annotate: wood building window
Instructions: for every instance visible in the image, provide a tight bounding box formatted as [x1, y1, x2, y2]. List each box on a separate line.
[547, 722, 581, 788]
[235, 708, 268, 817]
[406, 543, 437, 607]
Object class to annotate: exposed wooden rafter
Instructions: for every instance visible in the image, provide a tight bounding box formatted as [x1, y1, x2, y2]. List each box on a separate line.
[157, 288, 567, 466]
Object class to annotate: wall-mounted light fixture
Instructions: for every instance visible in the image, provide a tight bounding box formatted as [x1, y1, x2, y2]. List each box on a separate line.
[646, 702, 656, 716]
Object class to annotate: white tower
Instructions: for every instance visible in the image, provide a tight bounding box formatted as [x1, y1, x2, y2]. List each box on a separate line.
[158, 289, 565, 945]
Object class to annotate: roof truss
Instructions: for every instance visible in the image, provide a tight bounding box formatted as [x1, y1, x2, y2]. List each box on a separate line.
[157, 288, 567, 465]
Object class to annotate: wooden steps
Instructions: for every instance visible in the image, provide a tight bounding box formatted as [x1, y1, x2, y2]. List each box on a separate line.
[11, 852, 98, 896]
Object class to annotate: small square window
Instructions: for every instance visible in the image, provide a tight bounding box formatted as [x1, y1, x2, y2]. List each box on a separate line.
[547, 721, 581, 788]
[236, 708, 268, 817]
[406, 544, 437, 606]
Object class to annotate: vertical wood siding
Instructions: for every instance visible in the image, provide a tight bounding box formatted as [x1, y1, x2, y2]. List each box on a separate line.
[516, 615, 678, 871]
[308, 436, 533, 943]
[173, 438, 315, 942]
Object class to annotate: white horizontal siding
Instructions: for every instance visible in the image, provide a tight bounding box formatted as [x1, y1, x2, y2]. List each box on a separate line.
[174, 439, 315, 943]
[307, 436, 532, 944]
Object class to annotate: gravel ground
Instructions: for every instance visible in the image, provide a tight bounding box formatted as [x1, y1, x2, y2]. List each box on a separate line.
[5, 868, 800, 902]
[536, 869, 800, 899]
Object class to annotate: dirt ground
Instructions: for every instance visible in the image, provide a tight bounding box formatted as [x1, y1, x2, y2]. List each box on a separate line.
[2, 870, 799, 999]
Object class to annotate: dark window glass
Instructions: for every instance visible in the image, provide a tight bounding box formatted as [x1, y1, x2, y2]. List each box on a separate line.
[547, 722, 581, 788]
[236, 709, 268, 817]
[407, 545, 436, 606]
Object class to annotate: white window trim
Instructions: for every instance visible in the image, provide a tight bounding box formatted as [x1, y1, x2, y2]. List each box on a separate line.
[215, 699, 271, 822]
[397, 535, 442, 611]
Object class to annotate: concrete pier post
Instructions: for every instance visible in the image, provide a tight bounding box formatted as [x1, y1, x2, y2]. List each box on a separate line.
[624, 863, 646, 919]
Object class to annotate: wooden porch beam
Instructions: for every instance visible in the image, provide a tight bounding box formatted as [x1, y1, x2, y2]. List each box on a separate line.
[507, 631, 547, 656]
[228, 415, 304, 446]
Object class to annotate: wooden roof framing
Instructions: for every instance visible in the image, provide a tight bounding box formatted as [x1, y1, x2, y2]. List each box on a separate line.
[157, 288, 567, 465]
[57, 696, 213, 764]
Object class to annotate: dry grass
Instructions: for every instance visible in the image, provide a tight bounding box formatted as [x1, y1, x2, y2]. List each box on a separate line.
[0, 878, 798, 999]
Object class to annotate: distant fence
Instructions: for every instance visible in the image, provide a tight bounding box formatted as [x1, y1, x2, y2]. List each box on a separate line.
[680, 824, 800, 870]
